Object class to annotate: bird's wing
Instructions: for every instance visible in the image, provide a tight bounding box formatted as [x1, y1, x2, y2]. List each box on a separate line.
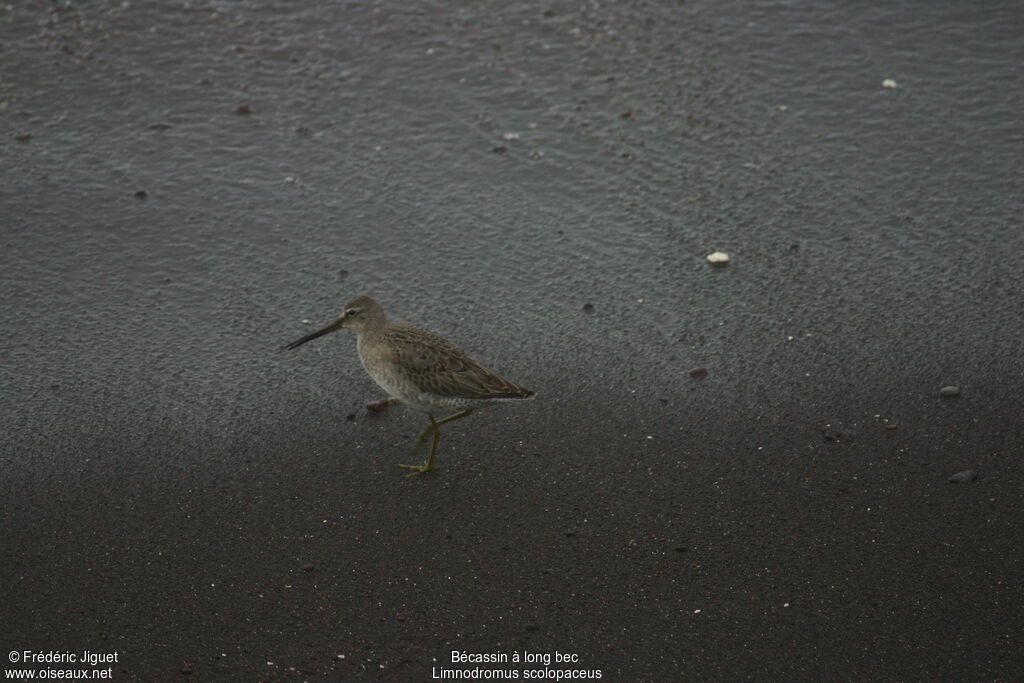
[382, 324, 532, 399]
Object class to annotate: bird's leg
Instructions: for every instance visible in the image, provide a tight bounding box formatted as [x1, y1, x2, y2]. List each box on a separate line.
[400, 410, 473, 476]
[436, 409, 474, 427]
[409, 422, 435, 453]
[400, 415, 441, 476]
[408, 409, 473, 452]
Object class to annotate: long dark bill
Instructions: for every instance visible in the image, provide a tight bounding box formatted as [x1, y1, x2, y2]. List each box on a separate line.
[283, 319, 344, 350]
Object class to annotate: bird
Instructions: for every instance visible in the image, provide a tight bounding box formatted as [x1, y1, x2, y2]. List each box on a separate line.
[284, 294, 535, 476]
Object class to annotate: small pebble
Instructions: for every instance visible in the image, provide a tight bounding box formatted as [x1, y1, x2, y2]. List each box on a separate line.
[940, 385, 960, 397]
[689, 367, 708, 378]
[134, 190, 148, 199]
[15, 132, 32, 141]
[491, 145, 507, 154]
[706, 251, 730, 266]
[948, 469, 977, 483]
[822, 427, 854, 442]
[882, 78, 898, 88]
[582, 302, 594, 314]
[235, 104, 252, 114]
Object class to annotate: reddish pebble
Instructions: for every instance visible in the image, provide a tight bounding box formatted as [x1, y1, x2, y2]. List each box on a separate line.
[235, 104, 252, 114]
[689, 367, 708, 378]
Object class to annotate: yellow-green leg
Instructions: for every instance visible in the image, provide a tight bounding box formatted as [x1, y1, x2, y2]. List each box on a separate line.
[400, 410, 473, 476]
[408, 409, 474, 453]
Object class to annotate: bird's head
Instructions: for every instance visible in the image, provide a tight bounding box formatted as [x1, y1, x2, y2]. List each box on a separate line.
[284, 294, 385, 349]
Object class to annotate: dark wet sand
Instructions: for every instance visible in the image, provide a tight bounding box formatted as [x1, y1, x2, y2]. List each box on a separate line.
[2, 1, 1021, 680]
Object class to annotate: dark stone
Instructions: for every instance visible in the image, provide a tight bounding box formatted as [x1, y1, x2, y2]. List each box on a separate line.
[948, 469, 977, 483]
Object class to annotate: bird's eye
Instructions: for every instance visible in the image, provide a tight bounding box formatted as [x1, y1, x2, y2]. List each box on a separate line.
[345, 308, 360, 317]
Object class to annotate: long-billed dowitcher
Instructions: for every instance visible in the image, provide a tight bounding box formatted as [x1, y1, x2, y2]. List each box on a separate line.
[285, 295, 535, 476]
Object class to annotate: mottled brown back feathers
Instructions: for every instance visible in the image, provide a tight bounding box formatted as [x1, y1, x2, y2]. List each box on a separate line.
[378, 323, 533, 400]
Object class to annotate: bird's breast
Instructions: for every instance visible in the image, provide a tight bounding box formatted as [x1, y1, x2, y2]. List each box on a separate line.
[357, 334, 410, 395]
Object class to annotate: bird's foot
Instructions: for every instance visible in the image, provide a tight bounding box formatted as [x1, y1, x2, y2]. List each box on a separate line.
[366, 397, 399, 413]
[398, 460, 434, 477]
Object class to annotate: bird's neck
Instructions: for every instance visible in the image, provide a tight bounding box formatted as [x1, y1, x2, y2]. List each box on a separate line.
[357, 318, 388, 340]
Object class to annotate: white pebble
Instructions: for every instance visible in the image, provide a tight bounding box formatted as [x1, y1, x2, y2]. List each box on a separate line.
[706, 251, 730, 265]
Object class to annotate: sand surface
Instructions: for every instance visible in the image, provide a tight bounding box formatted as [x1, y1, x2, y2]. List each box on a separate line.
[2, 1, 1021, 679]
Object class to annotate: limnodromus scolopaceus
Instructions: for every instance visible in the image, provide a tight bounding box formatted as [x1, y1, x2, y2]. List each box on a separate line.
[285, 295, 535, 476]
